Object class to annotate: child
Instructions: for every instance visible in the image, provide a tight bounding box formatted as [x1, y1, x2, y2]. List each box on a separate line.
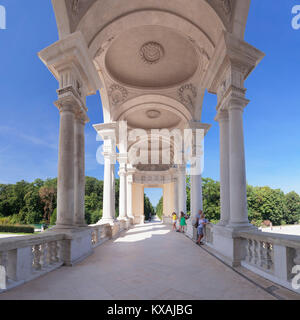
[172, 212, 177, 231]
[179, 211, 187, 233]
[196, 211, 209, 245]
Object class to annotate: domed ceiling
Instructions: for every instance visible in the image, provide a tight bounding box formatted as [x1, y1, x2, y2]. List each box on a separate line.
[105, 25, 199, 89]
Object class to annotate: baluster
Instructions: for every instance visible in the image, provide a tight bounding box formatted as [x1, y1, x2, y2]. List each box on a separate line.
[51, 241, 59, 263]
[246, 239, 252, 263]
[259, 241, 266, 269]
[97, 228, 101, 243]
[91, 230, 96, 245]
[40, 243, 49, 268]
[253, 240, 259, 266]
[294, 248, 300, 266]
[0, 251, 8, 289]
[265, 243, 273, 270]
[32, 245, 42, 270]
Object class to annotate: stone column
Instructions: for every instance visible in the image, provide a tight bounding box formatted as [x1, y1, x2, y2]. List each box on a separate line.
[190, 174, 203, 216]
[127, 173, 133, 220]
[217, 110, 230, 226]
[74, 111, 89, 226]
[174, 178, 179, 214]
[101, 156, 115, 224]
[118, 162, 127, 220]
[111, 164, 115, 220]
[178, 165, 187, 214]
[98, 133, 116, 225]
[228, 99, 251, 228]
[54, 98, 77, 228]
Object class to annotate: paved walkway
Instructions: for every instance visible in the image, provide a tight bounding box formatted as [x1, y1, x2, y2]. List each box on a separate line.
[0, 222, 280, 300]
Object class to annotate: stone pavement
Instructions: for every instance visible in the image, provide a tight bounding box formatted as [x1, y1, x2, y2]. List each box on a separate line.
[0, 222, 296, 300]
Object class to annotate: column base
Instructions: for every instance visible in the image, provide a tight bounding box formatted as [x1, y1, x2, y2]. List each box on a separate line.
[75, 223, 88, 228]
[132, 216, 145, 225]
[226, 222, 256, 231]
[46, 227, 93, 266]
[117, 217, 131, 230]
[209, 224, 257, 267]
[97, 218, 115, 226]
[60, 227, 93, 266]
[185, 219, 197, 241]
[162, 216, 172, 225]
[50, 223, 78, 230]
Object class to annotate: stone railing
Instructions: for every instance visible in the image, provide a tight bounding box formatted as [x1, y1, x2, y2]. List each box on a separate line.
[90, 224, 112, 248]
[238, 230, 300, 293]
[204, 223, 214, 245]
[0, 233, 64, 292]
[0, 220, 133, 294]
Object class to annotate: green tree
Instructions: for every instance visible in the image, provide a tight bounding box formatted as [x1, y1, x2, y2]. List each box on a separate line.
[144, 194, 155, 220]
[156, 197, 163, 220]
[202, 178, 220, 222]
[285, 191, 300, 224]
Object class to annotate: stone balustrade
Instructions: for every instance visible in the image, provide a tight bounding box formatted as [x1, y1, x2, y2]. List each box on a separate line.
[202, 224, 300, 293]
[90, 224, 112, 248]
[0, 233, 64, 292]
[0, 221, 131, 294]
[238, 230, 300, 292]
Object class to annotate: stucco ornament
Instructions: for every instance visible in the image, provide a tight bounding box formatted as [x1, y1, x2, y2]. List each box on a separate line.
[146, 110, 161, 119]
[108, 84, 128, 106]
[72, 0, 80, 13]
[140, 42, 164, 65]
[178, 83, 197, 109]
[219, 0, 231, 15]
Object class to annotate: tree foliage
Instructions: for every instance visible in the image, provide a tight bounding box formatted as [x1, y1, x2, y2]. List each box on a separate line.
[0, 176, 152, 226]
[144, 194, 155, 220]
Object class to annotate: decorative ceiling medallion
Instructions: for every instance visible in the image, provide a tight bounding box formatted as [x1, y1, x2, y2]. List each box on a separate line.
[146, 110, 161, 119]
[108, 84, 128, 106]
[140, 42, 164, 65]
[178, 84, 197, 109]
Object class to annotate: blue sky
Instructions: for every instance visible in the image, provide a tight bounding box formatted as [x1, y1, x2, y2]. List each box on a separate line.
[0, 1, 300, 207]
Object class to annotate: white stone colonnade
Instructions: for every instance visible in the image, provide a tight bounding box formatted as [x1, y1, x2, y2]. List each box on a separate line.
[36, 1, 264, 268]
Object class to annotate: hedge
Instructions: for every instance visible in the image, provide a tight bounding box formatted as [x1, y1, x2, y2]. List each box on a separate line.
[0, 225, 34, 234]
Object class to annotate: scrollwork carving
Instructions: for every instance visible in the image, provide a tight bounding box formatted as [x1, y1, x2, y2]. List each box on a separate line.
[178, 83, 197, 109]
[108, 84, 128, 106]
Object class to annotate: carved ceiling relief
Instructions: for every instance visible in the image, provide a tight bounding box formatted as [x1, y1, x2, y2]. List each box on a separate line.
[108, 84, 128, 106]
[140, 42, 165, 65]
[178, 83, 197, 111]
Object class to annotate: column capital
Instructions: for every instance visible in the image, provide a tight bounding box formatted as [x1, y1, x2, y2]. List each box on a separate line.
[54, 94, 82, 114]
[205, 31, 264, 95]
[38, 31, 102, 99]
[118, 166, 127, 176]
[215, 109, 229, 122]
[218, 86, 250, 113]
